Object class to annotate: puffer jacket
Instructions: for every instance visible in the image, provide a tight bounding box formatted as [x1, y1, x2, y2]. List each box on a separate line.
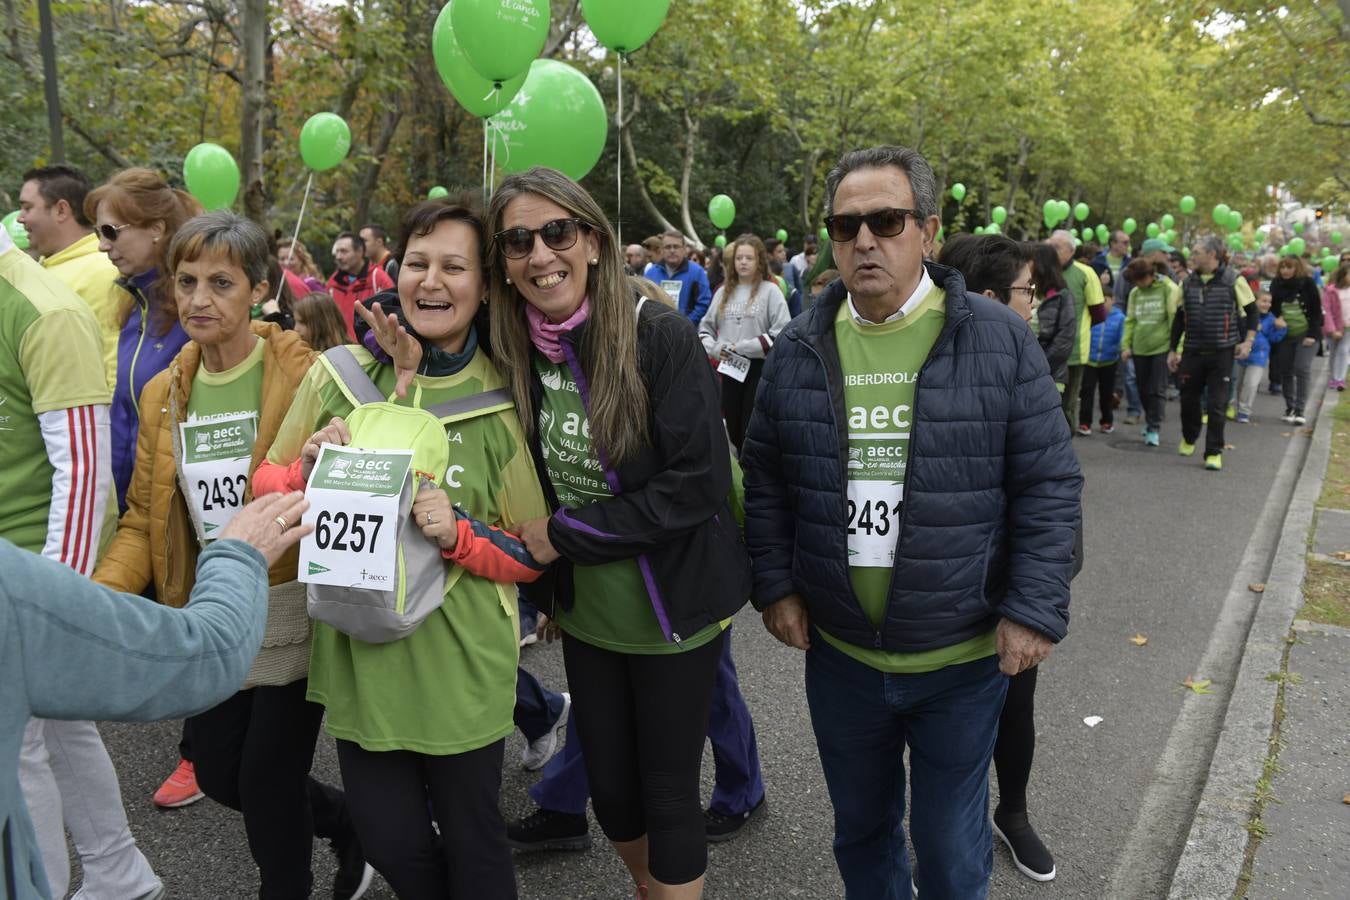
[1035, 288, 1076, 385]
[94, 321, 315, 605]
[1088, 306, 1126, 365]
[742, 261, 1082, 652]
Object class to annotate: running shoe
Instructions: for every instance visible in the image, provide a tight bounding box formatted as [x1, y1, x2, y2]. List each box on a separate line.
[1293, 413, 1307, 426]
[1075, 424, 1092, 437]
[153, 758, 204, 809]
[331, 830, 374, 900]
[1205, 454, 1223, 471]
[1144, 430, 1159, 447]
[507, 808, 591, 852]
[522, 692, 570, 771]
[1236, 413, 1250, 424]
[1281, 410, 1297, 423]
[1099, 423, 1115, 434]
[992, 809, 1056, 882]
[705, 795, 766, 843]
[1178, 439, 1196, 457]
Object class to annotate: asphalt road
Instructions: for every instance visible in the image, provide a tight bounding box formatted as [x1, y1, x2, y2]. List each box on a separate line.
[85, 384, 1306, 899]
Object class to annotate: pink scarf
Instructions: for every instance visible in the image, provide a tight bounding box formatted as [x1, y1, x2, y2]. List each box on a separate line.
[526, 297, 591, 363]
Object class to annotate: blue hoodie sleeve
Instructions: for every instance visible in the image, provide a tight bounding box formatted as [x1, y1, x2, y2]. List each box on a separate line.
[687, 268, 712, 323]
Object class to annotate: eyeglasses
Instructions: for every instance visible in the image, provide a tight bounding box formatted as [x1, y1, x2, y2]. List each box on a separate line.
[98, 223, 131, 243]
[494, 218, 589, 260]
[1005, 283, 1037, 297]
[823, 208, 921, 242]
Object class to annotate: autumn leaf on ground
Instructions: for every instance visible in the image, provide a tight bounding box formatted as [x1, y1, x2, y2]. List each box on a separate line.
[1129, 633, 1148, 646]
[1225, 443, 1236, 450]
[1249, 583, 1266, 593]
[1332, 551, 1350, 561]
[1300, 428, 1314, 436]
[1183, 676, 1214, 694]
[1282, 432, 1293, 437]
[1343, 791, 1350, 805]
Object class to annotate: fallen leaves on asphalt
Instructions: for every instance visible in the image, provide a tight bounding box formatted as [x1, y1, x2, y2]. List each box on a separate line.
[1333, 551, 1350, 561]
[1129, 633, 1149, 646]
[1183, 676, 1214, 694]
[1224, 443, 1236, 450]
[1249, 583, 1266, 593]
[1282, 432, 1293, 437]
[1343, 791, 1350, 805]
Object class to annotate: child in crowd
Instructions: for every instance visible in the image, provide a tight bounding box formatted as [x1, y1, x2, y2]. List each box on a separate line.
[1234, 291, 1286, 423]
[1079, 293, 1125, 435]
[1121, 257, 1179, 447]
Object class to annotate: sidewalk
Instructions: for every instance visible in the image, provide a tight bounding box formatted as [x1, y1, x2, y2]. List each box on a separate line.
[1169, 381, 1349, 898]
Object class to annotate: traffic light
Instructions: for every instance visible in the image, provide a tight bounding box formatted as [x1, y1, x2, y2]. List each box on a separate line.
[1316, 207, 1325, 219]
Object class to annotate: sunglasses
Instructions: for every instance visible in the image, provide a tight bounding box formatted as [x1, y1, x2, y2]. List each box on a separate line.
[98, 222, 131, 242]
[494, 218, 589, 260]
[823, 208, 921, 242]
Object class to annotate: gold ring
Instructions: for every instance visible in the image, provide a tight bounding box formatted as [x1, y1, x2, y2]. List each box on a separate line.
[275, 515, 288, 530]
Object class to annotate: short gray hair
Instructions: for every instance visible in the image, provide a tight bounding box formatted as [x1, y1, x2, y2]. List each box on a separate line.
[1195, 234, 1226, 258]
[824, 146, 939, 220]
[168, 210, 272, 287]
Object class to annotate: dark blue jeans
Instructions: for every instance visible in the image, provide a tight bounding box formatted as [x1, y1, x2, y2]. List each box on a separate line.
[805, 633, 1007, 900]
[528, 624, 764, 818]
[514, 667, 565, 743]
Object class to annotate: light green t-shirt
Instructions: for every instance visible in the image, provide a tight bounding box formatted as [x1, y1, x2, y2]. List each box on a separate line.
[1065, 260, 1105, 366]
[535, 355, 723, 655]
[822, 289, 997, 673]
[267, 346, 548, 755]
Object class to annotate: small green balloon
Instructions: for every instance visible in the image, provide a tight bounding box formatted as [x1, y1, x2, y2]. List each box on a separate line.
[1160, 213, 1174, 229]
[1122, 217, 1137, 235]
[1055, 200, 1071, 222]
[299, 112, 352, 172]
[427, 186, 449, 199]
[451, 0, 550, 85]
[1331, 231, 1343, 245]
[1165, 229, 1178, 244]
[1211, 203, 1231, 225]
[951, 182, 966, 202]
[775, 228, 788, 243]
[1323, 255, 1339, 271]
[1146, 223, 1160, 238]
[1095, 224, 1109, 243]
[1293, 222, 1305, 235]
[818, 226, 829, 243]
[1043, 199, 1057, 221]
[991, 205, 1007, 225]
[936, 225, 945, 241]
[1227, 210, 1242, 232]
[986, 222, 1000, 234]
[2, 210, 28, 250]
[581, 0, 670, 53]
[713, 234, 727, 249]
[183, 142, 240, 211]
[1278, 244, 1291, 256]
[1074, 202, 1089, 222]
[972, 225, 985, 235]
[1182, 247, 1191, 259]
[708, 194, 736, 230]
[1179, 195, 1196, 215]
[1289, 237, 1306, 255]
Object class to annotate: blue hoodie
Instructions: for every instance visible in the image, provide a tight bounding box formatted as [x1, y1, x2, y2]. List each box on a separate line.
[112, 271, 189, 513]
[1088, 305, 1126, 365]
[1239, 311, 1287, 369]
[643, 259, 712, 323]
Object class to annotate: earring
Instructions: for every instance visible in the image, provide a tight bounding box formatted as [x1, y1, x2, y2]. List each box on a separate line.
[590, 258, 599, 265]
[153, 237, 160, 244]
[505, 277, 512, 284]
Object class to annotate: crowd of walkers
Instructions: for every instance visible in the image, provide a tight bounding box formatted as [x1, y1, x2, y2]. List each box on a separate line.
[2, 143, 1345, 900]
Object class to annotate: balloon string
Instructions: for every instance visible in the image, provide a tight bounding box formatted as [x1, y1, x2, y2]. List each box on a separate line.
[616, 54, 624, 246]
[275, 171, 314, 306]
[482, 121, 489, 202]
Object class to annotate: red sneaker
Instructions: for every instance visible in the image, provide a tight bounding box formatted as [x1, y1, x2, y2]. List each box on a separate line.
[153, 758, 204, 808]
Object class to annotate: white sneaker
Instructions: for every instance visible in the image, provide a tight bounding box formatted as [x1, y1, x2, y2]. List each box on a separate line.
[1293, 414, 1307, 426]
[522, 692, 570, 770]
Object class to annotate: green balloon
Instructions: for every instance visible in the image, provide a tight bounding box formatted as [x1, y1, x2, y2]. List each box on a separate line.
[1278, 244, 1291, 256]
[973, 225, 986, 235]
[1146, 223, 1160, 238]
[452, 0, 550, 85]
[818, 226, 829, 243]
[991, 205, 1007, 225]
[1056, 200, 1071, 222]
[1293, 222, 1305, 235]
[1179, 195, 1196, 214]
[1165, 229, 1178, 244]
[581, 0, 670, 52]
[1095, 224, 1109, 243]
[1226, 210, 1241, 232]
[1161, 213, 1175, 229]
[299, 112, 352, 172]
[775, 228, 788, 243]
[1074, 202, 1089, 222]
[1211, 203, 1230, 225]
[1227, 233, 1243, 250]
[1122, 217, 1137, 235]
[427, 186, 449, 199]
[1042, 199, 1057, 221]
[1324, 255, 1339, 271]
[951, 183, 966, 202]
[433, 4, 525, 117]
[2, 210, 28, 250]
[1182, 247, 1191, 259]
[708, 194, 736, 229]
[183, 142, 240, 211]
[1288, 237, 1306, 255]
[1331, 231, 1343, 245]
[986, 222, 1000, 234]
[713, 234, 727, 249]
[936, 225, 944, 241]
[489, 59, 607, 181]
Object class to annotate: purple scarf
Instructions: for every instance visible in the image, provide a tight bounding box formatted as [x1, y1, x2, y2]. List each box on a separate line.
[526, 297, 590, 363]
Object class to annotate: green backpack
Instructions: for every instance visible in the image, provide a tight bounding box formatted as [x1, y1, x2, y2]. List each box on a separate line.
[304, 346, 514, 643]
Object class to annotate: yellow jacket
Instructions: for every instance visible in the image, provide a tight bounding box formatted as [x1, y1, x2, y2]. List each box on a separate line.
[94, 321, 316, 605]
[40, 232, 124, 390]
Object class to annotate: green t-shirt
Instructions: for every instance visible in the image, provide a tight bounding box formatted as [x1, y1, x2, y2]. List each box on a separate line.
[1123, 280, 1180, 357]
[535, 355, 723, 655]
[823, 289, 996, 673]
[1065, 260, 1105, 366]
[267, 346, 548, 754]
[187, 337, 265, 417]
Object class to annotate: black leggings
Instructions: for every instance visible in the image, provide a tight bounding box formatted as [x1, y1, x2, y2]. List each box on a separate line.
[562, 630, 725, 885]
[1079, 363, 1118, 427]
[993, 664, 1038, 814]
[720, 359, 764, 453]
[336, 739, 515, 900]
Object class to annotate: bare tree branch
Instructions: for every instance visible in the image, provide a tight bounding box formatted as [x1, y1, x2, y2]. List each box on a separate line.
[622, 126, 681, 237]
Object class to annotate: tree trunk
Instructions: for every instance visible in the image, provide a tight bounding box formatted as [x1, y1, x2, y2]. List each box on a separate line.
[240, 0, 268, 224]
[353, 109, 403, 227]
[799, 148, 821, 232]
[677, 110, 702, 248]
[622, 127, 681, 236]
[37, 0, 65, 161]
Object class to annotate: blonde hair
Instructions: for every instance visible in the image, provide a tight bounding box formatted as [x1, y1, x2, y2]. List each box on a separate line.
[631, 276, 676, 308]
[714, 234, 772, 320]
[278, 239, 322, 280]
[486, 168, 650, 464]
[292, 292, 349, 351]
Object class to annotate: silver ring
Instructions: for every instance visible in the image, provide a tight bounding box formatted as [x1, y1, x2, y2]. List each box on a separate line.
[274, 515, 288, 530]
[426, 513, 434, 525]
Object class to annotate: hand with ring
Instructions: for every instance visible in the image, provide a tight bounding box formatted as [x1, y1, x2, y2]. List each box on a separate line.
[411, 487, 457, 551]
[219, 492, 314, 567]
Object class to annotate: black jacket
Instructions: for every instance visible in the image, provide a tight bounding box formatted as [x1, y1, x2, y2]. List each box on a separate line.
[525, 300, 751, 643]
[1269, 275, 1324, 343]
[742, 262, 1082, 652]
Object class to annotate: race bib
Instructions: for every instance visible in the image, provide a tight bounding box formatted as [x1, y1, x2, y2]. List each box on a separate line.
[299, 444, 413, 590]
[846, 479, 904, 567]
[661, 280, 683, 304]
[180, 412, 258, 541]
[717, 350, 752, 383]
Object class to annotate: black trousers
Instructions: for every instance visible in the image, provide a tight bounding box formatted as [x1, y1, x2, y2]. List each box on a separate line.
[1079, 363, 1118, 427]
[336, 739, 515, 900]
[187, 679, 347, 900]
[720, 359, 764, 453]
[1133, 353, 1169, 431]
[1178, 349, 1234, 456]
[563, 630, 725, 885]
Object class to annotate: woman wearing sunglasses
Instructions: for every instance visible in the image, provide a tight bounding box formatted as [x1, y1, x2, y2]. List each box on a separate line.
[486, 168, 751, 900]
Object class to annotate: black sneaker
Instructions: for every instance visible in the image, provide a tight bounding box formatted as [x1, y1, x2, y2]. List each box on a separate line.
[704, 795, 765, 843]
[507, 807, 591, 852]
[992, 809, 1055, 882]
[331, 831, 374, 900]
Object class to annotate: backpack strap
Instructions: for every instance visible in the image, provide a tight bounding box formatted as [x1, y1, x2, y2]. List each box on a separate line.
[426, 388, 514, 423]
[321, 346, 387, 406]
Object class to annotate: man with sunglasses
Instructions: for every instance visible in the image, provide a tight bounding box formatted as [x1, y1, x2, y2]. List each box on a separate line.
[742, 146, 1081, 898]
[643, 229, 712, 323]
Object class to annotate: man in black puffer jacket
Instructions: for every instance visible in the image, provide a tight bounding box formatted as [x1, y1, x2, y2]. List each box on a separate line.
[742, 146, 1082, 900]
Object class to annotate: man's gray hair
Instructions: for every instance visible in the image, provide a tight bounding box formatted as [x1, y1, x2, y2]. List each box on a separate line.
[168, 210, 272, 287]
[1048, 230, 1076, 250]
[1196, 234, 1226, 258]
[824, 146, 939, 220]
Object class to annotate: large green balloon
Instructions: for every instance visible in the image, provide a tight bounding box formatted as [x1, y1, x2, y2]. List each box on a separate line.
[427, 186, 450, 199]
[1146, 223, 1160, 238]
[991, 205, 1007, 225]
[1055, 200, 1071, 223]
[433, 4, 525, 117]
[1332, 231, 1343, 245]
[1161, 213, 1175, 229]
[708, 194, 736, 229]
[183, 142, 240, 211]
[2, 210, 28, 250]
[1179, 195, 1196, 214]
[299, 113, 352, 172]
[950, 183, 966, 202]
[581, 0, 670, 53]
[775, 228, 788, 243]
[452, 0, 549, 85]
[1122, 217, 1137, 235]
[1211, 203, 1230, 225]
[1074, 202, 1089, 222]
[1095, 223, 1109, 243]
[489, 59, 608, 180]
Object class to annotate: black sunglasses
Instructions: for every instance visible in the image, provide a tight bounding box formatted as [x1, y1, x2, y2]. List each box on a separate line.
[823, 208, 921, 242]
[494, 218, 589, 260]
[98, 222, 131, 243]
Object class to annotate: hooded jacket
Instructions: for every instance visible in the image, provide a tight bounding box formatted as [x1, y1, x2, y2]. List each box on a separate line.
[327, 262, 394, 340]
[40, 232, 123, 389]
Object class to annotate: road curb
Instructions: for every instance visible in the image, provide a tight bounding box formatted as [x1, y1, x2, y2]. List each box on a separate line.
[1165, 378, 1338, 898]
